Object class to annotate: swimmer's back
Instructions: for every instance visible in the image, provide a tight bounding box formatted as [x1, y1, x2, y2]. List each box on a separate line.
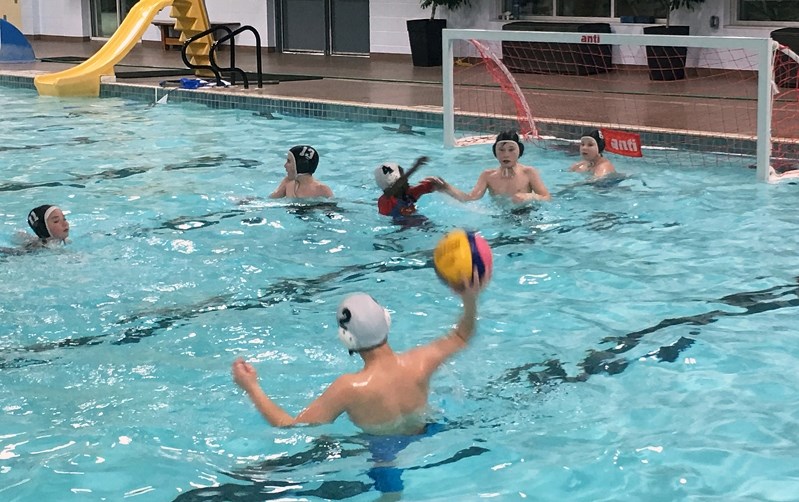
[343, 351, 433, 435]
[358, 409, 431, 436]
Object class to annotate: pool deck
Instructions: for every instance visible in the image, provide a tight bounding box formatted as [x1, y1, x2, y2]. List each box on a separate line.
[1, 39, 447, 109]
[1, 38, 798, 144]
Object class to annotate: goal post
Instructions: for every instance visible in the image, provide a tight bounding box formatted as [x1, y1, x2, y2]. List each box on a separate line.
[442, 29, 785, 181]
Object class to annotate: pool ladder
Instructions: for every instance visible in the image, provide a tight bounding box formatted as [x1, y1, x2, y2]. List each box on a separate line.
[181, 25, 264, 89]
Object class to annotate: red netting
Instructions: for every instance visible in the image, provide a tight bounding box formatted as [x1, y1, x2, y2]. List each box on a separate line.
[451, 36, 799, 176]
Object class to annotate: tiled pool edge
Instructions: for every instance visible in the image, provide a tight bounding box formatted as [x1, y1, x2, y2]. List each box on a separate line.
[0, 73, 37, 90]
[0, 73, 762, 157]
[103, 81, 448, 129]
[0, 73, 446, 129]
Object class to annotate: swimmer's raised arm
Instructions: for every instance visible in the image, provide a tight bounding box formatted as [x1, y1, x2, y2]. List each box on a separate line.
[407, 271, 482, 375]
[232, 358, 349, 427]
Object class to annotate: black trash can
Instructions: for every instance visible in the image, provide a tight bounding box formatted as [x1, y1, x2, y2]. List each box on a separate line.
[772, 27, 799, 89]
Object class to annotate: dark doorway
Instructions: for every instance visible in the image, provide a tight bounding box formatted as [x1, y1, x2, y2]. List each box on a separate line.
[279, 0, 369, 55]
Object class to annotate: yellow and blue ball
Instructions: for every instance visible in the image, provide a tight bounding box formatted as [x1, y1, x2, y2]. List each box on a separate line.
[433, 229, 493, 289]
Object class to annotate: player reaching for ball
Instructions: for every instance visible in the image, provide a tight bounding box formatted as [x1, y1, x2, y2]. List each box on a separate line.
[232, 231, 489, 436]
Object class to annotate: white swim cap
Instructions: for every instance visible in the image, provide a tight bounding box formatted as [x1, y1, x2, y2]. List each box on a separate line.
[337, 293, 391, 354]
[374, 163, 403, 190]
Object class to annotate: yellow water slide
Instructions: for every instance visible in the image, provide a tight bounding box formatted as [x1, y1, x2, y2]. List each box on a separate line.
[35, 0, 213, 97]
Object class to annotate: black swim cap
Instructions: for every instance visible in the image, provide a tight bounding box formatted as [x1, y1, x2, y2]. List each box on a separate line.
[582, 129, 605, 154]
[289, 145, 320, 175]
[27, 204, 54, 239]
[492, 130, 524, 158]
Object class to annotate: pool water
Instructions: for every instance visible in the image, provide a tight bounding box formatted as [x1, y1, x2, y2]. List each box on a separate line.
[2, 86, 799, 501]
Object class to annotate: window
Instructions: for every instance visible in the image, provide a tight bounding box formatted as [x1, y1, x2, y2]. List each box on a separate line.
[501, 0, 667, 19]
[90, 0, 139, 38]
[737, 0, 799, 23]
[557, 0, 610, 18]
[615, 0, 667, 19]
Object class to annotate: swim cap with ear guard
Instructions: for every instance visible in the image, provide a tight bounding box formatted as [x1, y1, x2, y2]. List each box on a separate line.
[337, 293, 391, 355]
[27, 205, 56, 239]
[289, 145, 320, 174]
[492, 130, 524, 158]
[374, 162, 404, 190]
[582, 129, 605, 154]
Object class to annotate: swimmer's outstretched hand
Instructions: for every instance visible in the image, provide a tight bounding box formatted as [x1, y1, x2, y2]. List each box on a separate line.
[232, 357, 259, 391]
[424, 176, 446, 191]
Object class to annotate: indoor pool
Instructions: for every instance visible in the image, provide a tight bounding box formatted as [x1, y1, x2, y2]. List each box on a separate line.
[2, 85, 799, 501]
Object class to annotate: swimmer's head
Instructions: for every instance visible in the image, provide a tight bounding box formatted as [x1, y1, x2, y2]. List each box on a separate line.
[27, 205, 69, 241]
[288, 145, 320, 175]
[374, 162, 404, 191]
[581, 129, 605, 154]
[336, 293, 391, 356]
[493, 130, 524, 158]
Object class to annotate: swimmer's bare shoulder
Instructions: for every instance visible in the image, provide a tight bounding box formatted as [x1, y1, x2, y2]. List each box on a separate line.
[570, 160, 590, 172]
[315, 182, 334, 198]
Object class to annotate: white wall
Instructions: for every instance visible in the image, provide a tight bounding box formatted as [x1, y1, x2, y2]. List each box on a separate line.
[18, 0, 789, 54]
[369, 0, 425, 54]
[20, 0, 40, 35]
[147, 0, 269, 47]
[202, 0, 268, 46]
[21, 0, 88, 37]
[370, 0, 507, 55]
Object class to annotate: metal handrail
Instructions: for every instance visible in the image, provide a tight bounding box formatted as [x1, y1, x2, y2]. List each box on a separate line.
[181, 28, 225, 86]
[211, 25, 263, 89]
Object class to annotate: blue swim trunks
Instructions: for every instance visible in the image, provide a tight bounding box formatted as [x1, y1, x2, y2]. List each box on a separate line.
[365, 422, 445, 493]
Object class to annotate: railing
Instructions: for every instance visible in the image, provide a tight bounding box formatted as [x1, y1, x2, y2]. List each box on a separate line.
[212, 25, 263, 89]
[181, 25, 263, 89]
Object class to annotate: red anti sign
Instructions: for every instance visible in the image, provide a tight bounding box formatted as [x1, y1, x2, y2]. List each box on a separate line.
[601, 129, 643, 157]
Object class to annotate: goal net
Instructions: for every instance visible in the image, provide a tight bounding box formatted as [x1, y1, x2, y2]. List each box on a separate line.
[442, 29, 799, 182]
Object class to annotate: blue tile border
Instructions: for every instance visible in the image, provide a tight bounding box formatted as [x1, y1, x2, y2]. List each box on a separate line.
[0, 73, 37, 90]
[97, 81, 446, 130]
[0, 73, 778, 160]
[0, 73, 445, 130]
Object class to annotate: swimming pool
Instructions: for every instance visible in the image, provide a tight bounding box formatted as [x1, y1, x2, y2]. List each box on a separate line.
[2, 84, 799, 501]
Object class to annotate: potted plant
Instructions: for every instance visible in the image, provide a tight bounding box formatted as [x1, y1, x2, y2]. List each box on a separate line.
[643, 0, 705, 80]
[407, 0, 471, 67]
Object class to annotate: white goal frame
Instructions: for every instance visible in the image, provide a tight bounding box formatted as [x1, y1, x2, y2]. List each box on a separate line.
[442, 29, 776, 181]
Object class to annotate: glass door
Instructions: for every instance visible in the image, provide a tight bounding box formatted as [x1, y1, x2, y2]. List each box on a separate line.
[331, 0, 369, 55]
[280, 0, 327, 53]
[91, 0, 139, 38]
